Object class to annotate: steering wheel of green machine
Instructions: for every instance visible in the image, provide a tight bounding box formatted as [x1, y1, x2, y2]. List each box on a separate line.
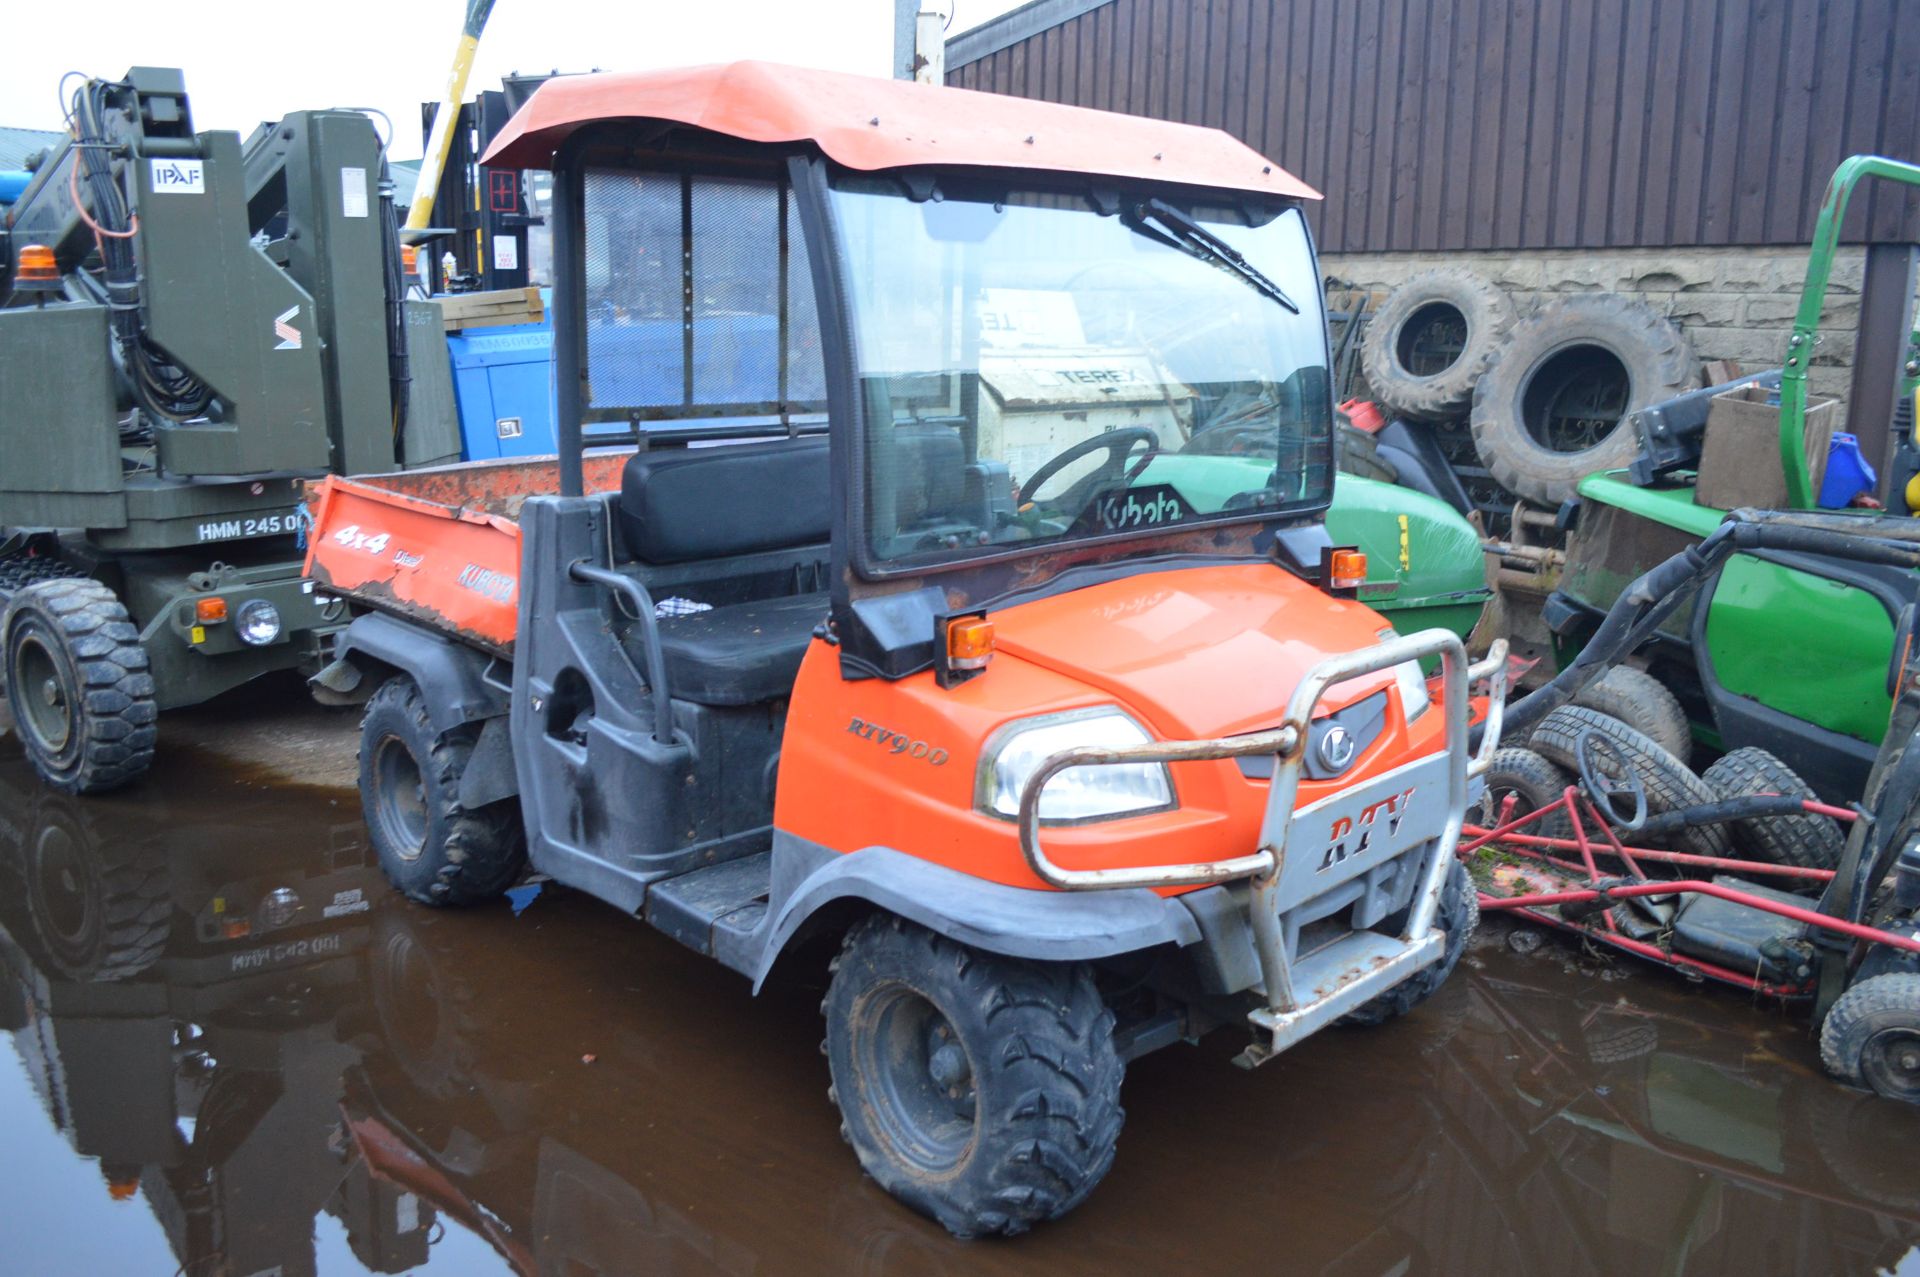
[1020, 427, 1161, 506]
[1576, 731, 1647, 832]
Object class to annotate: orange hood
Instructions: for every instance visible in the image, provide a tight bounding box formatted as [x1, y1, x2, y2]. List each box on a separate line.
[990, 563, 1398, 739]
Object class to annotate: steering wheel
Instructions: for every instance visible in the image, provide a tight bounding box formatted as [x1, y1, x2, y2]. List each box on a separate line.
[1019, 427, 1161, 505]
[1576, 731, 1647, 832]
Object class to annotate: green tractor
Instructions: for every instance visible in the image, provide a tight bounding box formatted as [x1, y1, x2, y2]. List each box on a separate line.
[1544, 155, 1920, 802]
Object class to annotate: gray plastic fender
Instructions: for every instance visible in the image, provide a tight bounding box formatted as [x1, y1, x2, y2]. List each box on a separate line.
[335, 612, 509, 735]
[750, 838, 1203, 991]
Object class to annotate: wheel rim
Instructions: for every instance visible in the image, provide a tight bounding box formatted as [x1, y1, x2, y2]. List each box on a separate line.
[371, 735, 430, 860]
[13, 629, 75, 758]
[855, 983, 978, 1174]
[30, 822, 98, 963]
[1859, 1026, 1920, 1101]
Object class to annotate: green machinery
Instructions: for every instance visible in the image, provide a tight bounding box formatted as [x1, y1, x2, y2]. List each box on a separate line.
[1548, 155, 1920, 800]
[0, 68, 460, 793]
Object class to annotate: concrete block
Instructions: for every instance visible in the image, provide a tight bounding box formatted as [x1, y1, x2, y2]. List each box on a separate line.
[1684, 326, 1787, 365]
[1666, 295, 1747, 328]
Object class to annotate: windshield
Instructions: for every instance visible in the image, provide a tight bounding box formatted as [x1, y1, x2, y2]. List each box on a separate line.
[829, 177, 1334, 573]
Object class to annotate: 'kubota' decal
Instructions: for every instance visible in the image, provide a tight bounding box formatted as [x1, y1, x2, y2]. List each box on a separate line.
[847, 717, 948, 765]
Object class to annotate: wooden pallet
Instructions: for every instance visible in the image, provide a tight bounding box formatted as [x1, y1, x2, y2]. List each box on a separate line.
[434, 287, 545, 332]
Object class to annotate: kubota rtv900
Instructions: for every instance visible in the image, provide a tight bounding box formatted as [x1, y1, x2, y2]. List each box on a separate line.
[304, 63, 1509, 1236]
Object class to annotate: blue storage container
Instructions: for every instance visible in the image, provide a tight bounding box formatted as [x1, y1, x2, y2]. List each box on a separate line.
[447, 321, 557, 459]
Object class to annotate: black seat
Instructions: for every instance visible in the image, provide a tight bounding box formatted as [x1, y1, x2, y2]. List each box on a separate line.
[653, 592, 828, 706]
[619, 437, 830, 564]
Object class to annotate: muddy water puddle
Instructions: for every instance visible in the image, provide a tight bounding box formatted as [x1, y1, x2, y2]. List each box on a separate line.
[1, 741, 1917, 1276]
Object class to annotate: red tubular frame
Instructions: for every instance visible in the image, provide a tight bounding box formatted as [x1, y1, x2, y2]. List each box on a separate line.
[1461, 781, 1918, 995]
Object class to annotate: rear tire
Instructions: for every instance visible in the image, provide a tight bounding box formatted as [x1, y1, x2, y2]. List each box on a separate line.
[1476, 747, 1575, 839]
[358, 676, 525, 907]
[1571, 666, 1692, 766]
[1343, 859, 1478, 1027]
[1528, 705, 1730, 858]
[1701, 747, 1844, 874]
[3, 578, 156, 795]
[823, 915, 1124, 1238]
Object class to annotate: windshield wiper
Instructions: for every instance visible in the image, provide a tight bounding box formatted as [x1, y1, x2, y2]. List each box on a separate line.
[1121, 198, 1301, 314]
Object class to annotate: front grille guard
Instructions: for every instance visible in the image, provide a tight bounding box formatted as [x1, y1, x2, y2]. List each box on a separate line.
[1016, 630, 1510, 1031]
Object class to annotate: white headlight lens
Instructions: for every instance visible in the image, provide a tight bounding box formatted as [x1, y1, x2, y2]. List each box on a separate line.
[984, 710, 1174, 821]
[1393, 659, 1432, 722]
[236, 599, 283, 646]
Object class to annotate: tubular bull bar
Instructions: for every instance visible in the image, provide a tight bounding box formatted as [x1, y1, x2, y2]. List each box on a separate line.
[1017, 630, 1510, 1066]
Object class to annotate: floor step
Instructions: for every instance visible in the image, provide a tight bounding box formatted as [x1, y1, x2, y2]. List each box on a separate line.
[645, 852, 772, 959]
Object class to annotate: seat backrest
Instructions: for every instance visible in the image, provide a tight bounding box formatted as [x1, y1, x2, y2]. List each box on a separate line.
[618, 437, 830, 564]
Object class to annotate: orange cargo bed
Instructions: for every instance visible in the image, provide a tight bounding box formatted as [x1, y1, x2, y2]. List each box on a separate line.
[303, 453, 630, 655]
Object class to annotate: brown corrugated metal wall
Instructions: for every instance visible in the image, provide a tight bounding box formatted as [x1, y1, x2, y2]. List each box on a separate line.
[947, 0, 1920, 253]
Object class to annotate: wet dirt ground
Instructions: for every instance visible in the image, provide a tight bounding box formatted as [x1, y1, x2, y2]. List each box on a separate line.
[2, 716, 1919, 1276]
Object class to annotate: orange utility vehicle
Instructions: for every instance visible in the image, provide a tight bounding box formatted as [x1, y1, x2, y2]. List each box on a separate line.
[304, 63, 1510, 1236]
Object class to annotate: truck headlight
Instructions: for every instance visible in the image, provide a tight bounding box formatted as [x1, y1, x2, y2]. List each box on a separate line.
[1393, 659, 1431, 722]
[236, 599, 283, 646]
[980, 709, 1174, 822]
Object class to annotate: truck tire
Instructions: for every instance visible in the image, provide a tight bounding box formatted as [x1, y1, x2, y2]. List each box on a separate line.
[1361, 270, 1516, 420]
[1528, 705, 1731, 858]
[1335, 413, 1399, 483]
[1819, 973, 1920, 1103]
[1701, 747, 1844, 874]
[359, 676, 525, 907]
[2, 578, 157, 795]
[1571, 666, 1692, 765]
[1477, 747, 1574, 839]
[24, 802, 169, 982]
[1342, 859, 1478, 1027]
[823, 914, 1124, 1238]
[1469, 294, 1698, 503]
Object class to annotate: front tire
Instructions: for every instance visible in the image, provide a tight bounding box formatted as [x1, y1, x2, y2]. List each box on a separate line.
[1343, 858, 1479, 1027]
[823, 915, 1124, 1238]
[1819, 973, 1920, 1104]
[358, 676, 525, 907]
[3, 578, 156, 795]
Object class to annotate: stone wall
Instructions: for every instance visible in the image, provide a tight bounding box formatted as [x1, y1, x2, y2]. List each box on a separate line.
[1321, 245, 1867, 427]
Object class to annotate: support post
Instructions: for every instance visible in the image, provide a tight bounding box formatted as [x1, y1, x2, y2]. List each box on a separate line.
[1848, 242, 1920, 506]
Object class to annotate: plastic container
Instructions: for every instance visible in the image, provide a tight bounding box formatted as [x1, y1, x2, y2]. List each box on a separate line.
[1818, 432, 1878, 508]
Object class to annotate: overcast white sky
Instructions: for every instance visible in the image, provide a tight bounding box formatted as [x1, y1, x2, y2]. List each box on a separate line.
[2, 0, 1027, 158]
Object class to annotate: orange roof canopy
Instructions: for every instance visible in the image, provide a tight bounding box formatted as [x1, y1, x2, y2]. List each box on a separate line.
[481, 60, 1317, 201]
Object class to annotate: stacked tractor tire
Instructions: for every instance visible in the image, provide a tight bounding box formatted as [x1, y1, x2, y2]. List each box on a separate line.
[1345, 269, 1700, 525]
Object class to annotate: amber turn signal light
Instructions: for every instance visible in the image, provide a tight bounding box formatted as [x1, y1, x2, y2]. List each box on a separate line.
[15, 243, 60, 290]
[400, 244, 419, 273]
[195, 596, 229, 623]
[947, 616, 995, 672]
[1328, 549, 1368, 591]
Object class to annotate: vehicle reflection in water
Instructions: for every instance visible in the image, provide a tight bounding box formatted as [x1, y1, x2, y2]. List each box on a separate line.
[2, 746, 1918, 1276]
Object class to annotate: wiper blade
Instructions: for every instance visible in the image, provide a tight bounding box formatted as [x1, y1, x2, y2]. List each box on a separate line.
[1122, 198, 1301, 314]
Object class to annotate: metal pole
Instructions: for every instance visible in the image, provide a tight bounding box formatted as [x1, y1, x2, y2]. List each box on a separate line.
[406, 0, 498, 233]
[550, 158, 584, 498]
[1848, 242, 1919, 505]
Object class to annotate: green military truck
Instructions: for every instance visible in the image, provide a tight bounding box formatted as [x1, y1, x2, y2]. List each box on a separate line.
[0, 68, 460, 794]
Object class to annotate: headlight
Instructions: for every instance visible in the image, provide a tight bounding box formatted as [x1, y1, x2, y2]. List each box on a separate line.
[980, 709, 1174, 822]
[1393, 659, 1431, 722]
[236, 599, 282, 646]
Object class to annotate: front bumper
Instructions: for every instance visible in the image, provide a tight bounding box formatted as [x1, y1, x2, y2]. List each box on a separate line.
[1017, 628, 1509, 1067]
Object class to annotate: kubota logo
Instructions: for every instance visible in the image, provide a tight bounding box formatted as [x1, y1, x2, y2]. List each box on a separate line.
[274, 305, 302, 350]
